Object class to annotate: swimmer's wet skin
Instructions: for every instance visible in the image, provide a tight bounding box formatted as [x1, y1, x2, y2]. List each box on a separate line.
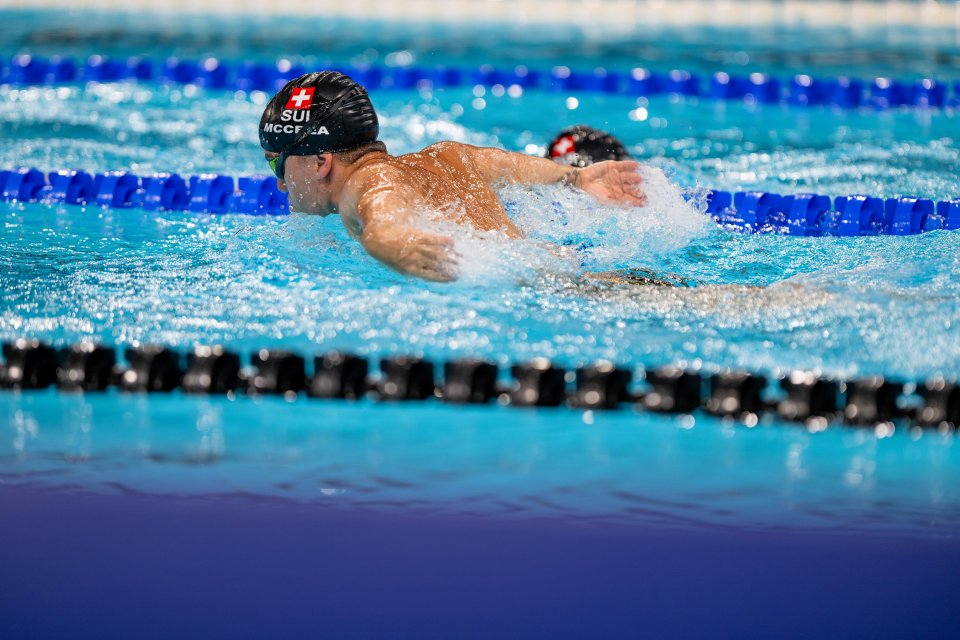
[259, 71, 648, 282]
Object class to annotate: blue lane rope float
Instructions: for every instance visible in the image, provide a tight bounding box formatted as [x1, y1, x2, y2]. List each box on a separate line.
[0, 167, 288, 215]
[1, 339, 957, 432]
[1, 166, 958, 236]
[2, 53, 959, 111]
[705, 190, 960, 236]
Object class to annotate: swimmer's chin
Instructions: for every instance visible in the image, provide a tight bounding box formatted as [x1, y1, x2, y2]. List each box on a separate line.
[289, 203, 338, 217]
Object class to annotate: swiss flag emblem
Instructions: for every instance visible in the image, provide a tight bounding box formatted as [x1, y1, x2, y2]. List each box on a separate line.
[551, 135, 576, 157]
[285, 87, 315, 110]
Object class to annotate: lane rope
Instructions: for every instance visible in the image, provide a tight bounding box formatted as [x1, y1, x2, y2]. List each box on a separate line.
[1, 339, 957, 432]
[2, 53, 958, 111]
[2, 166, 958, 237]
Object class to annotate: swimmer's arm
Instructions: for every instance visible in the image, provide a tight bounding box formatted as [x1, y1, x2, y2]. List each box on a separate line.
[354, 181, 459, 283]
[467, 145, 583, 186]
[465, 145, 647, 207]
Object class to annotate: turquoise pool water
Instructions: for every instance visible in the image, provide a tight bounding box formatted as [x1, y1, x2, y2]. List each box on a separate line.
[1, 11, 959, 539]
[3, 391, 958, 538]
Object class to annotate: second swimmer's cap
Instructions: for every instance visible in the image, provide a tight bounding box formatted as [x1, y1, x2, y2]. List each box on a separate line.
[259, 71, 379, 155]
[546, 125, 630, 167]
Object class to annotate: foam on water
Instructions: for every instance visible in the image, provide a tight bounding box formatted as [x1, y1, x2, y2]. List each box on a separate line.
[500, 165, 710, 269]
[388, 163, 710, 288]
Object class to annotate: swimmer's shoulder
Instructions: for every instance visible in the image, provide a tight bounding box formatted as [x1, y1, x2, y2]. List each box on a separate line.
[346, 156, 442, 223]
[397, 141, 477, 164]
[351, 142, 487, 191]
[420, 142, 495, 179]
[418, 140, 472, 155]
[348, 156, 411, 195]
[341, 160, 413, 234]
[382, 142, 479, 181]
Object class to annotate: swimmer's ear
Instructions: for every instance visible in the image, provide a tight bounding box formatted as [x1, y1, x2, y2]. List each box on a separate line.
[314, 153, 334, 178]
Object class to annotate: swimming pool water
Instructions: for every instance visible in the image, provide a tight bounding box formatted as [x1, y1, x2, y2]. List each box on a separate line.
[2, 84, 957, 377]
[2, 390, 958, 538]
[1, 10, 959, 541]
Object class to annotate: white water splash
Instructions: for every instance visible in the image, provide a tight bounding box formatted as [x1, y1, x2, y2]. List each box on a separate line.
[502, 164, 708, 268]
[438, 164, 711, 282]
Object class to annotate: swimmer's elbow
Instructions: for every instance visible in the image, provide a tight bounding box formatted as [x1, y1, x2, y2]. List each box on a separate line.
[359, 224, 393, 261]
[360, 225, 459, 283]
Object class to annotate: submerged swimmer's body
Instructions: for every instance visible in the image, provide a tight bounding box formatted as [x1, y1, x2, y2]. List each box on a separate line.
[260, 71, 648, 282]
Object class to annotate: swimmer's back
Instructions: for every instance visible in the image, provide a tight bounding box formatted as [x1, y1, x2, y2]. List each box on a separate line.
[379, 142, 522, 237]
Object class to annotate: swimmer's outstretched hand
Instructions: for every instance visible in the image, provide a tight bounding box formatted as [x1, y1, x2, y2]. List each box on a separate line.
[575, 160, 647, 207]
[397, 232, 460, 282]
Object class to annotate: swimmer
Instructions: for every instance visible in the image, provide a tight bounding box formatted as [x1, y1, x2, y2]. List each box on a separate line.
[260, 71, 647, 282]
[544, 124, 631, 168]
[545, 125, 691, 288]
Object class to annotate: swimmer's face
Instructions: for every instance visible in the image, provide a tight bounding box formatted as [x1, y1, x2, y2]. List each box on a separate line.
[265, 152, 338, 216]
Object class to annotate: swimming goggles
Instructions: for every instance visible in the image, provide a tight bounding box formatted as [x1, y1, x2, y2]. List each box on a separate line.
[267, 153, 288, 181]
[265, 86, 357, 181]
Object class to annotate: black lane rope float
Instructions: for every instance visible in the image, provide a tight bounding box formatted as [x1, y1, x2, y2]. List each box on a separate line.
[2, 166, 958, 237]
[2, 340, 958, 432]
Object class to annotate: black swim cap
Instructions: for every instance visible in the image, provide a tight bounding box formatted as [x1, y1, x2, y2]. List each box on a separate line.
[259, 71, 379, 155]
[546, 125, 630, 167]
